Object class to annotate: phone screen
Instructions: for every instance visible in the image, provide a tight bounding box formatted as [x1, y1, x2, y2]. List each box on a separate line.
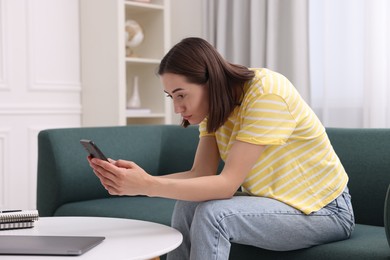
[80, 139, 109, 161]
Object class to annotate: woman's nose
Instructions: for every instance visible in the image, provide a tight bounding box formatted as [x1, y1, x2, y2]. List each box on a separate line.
[174, 103, 184, 114]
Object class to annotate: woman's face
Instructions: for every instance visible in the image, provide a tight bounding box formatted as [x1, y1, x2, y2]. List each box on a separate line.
[161, 73, 209, 125]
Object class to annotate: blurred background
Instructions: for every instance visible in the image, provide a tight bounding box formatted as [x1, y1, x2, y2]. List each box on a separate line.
[0, 0, 388, 208]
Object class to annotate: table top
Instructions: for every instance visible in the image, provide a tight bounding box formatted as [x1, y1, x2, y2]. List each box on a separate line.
[0, 216, 182, 260]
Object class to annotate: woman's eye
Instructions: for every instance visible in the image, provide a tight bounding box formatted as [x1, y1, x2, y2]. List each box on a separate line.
[165, 94, 172, 99]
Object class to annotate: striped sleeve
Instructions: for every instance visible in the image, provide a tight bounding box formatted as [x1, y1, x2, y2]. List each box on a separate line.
[236, 94, 296, 145]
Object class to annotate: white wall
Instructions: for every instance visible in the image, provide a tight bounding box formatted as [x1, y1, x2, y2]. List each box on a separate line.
[0, 0, 81, 209]
[170, 0, 204, 123]
[170, 0, 204, 44]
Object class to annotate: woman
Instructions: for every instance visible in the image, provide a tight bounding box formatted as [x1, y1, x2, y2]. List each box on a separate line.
[89, 37, 355, 259]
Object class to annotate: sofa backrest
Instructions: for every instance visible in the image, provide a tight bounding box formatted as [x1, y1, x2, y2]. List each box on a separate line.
[326, 128, 390, 227]
[37, 125, 199, 216]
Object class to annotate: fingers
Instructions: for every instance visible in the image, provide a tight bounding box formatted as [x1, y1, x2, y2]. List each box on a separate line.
[114, 159, 137, 169]
[91, 158, 118, 173]
[93, 168, 118, 193]
[90, 159, 118, 183]
[90, 157, 136, 170]
[88, 158, 142, 196]
[87, 157, 124, 195]
[108, 158, 116, 164]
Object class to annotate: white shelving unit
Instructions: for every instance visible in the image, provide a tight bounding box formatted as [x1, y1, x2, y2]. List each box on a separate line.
[81, 0, 172, 126]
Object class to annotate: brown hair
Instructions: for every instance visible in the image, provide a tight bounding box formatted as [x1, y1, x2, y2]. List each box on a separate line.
[158, 37, 255, 133]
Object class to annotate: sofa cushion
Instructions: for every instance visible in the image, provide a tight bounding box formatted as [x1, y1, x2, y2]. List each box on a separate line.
[53, 197, 176, 226]
[229, 224, 389, 259]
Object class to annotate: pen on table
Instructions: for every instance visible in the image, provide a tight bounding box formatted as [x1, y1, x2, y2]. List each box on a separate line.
[0, 210, 22, 213]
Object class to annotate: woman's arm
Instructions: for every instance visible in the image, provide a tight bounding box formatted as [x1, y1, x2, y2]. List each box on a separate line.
[157, 136, 220, 179]
[146, 140, 265, 200]
[90, 138, 265, 201]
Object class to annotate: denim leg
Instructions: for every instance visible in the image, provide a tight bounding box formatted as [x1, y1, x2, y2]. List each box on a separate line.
[168, 189, 354, 260]
[167, 200, 201, 260]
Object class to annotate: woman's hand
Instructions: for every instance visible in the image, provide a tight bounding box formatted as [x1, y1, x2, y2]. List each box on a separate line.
[88, 157, 152, 196]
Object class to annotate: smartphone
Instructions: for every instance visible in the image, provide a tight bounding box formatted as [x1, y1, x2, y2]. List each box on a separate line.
[80, 139, 109, 161]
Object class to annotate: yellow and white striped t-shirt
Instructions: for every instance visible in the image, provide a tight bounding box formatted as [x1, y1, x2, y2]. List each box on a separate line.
[199, 68, 348, 214]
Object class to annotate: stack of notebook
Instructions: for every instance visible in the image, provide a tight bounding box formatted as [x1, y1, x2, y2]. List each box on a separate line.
[0, 210, 39, 230]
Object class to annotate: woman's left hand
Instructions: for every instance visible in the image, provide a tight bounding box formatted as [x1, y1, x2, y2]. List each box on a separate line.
[89, 158, 151, 196]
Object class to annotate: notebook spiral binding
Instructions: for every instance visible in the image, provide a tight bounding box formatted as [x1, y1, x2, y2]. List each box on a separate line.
[0, 210, 39, 223]
[0, 210, 39, 230]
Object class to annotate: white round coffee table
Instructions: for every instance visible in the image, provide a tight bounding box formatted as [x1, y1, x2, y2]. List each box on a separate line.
[0, 216, 182, 260]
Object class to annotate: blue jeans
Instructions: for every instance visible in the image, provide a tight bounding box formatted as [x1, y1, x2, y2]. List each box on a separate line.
[167, 188, 355, 260]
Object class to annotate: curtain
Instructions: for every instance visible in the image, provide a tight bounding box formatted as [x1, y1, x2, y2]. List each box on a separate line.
[309, 0, 390, 128]
[203, 0, 311, 102]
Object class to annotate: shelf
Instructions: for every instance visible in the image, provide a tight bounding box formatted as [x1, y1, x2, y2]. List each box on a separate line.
[125, 1, 164, 11]
[125, 57, 160, 64]
[81, 0, 170, 126]
[126, 109, 165, 118]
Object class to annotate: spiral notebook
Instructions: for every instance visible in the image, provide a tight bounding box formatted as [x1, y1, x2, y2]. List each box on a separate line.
[0, 210, 39, 230]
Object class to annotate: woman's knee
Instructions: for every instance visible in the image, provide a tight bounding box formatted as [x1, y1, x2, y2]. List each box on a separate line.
[191, 200, 228, 229]
[172, 200, 200, 218]
[171, 200, 200, 228]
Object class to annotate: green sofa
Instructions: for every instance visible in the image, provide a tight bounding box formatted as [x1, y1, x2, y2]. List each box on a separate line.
[37, 125, 390, 259]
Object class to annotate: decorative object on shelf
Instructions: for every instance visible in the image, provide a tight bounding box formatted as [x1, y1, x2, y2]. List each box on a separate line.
[127, 76, 141, 108]
[125, 20, 144, 57]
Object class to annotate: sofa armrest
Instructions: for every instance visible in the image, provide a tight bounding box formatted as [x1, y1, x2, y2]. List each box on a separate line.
[37, 129, 108, 216]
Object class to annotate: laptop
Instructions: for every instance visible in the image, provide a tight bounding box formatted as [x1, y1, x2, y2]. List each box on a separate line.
[0, 235, 105, 256]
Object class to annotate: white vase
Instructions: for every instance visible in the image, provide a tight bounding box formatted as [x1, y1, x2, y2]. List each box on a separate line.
[127, 76, 141, 108]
